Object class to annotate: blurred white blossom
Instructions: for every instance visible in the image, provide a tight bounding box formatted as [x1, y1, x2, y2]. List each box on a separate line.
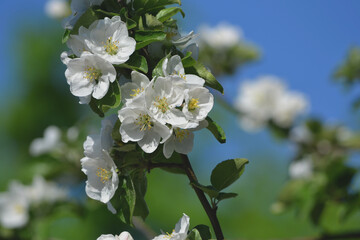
[45, 0, 70, 19]
[234, 76, 308, 131]
[29, 125, 62, 156]
[198, 22, 242, 48]
[97, 232, 134, 240]
[289, 157, 313, 179]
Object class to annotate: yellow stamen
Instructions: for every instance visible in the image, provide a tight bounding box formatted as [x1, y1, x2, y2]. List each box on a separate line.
[135, 114, 153, 131]
[154, 96, 170, 113]
[96, 168, 112, 183]
[188, 98, 199, 111]
[174, 128, 190, 142]
[14, 204, 24, 214]
[130, 87, 144, 97]
[84, 66, 102, 83]
[173, 71, 186, 80]
[165, 230, 175, 238]
[103, 37, 119, 55]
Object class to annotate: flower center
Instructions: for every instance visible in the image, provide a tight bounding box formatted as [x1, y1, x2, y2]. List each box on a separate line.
[154, 96, 170, 113]
[96, 167, 112, 183]
[135, 114, 153, 131]
[130, 87, 144, 97]
[174, 128, 189, 142]
[84, 66, 102, 83]
[14, 204, 25, 214]
[104, 37, 119, 55]
[173, 71, 186, 80]
[165, 230, 175, 239]
[188, 98, 199, 111]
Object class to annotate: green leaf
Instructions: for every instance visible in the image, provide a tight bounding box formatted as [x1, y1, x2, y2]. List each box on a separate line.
[135, 30, 166, 50]
[216, 192, 238, 201]
[145, 14, 163, 29]
[151, 148, 186, 175]
[181, 52, 196, 68]
[117, 176, 136, 225]
[191, 182, 219, 198]
[206, 116, 226, 144]
[152, 53, 171, 77]
[62, 29, 71, 44]
[187, 228, 202, 240]
[156, 7, 184, 22]
[193, 225, 212, 240]
[113, 144, 137, 153]
[89, 81, 122, 117]
[95, 9, 120, 17]
[184, 61, 224, 94]
[211, 158, 249, 191]
[132, 171, 149, 220]
[119, 8, 137, 30]
[118, 53, 148, 73]
[111, 119, 122, 142]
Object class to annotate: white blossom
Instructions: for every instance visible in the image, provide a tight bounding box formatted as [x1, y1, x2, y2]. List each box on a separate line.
[97, 231, 134, 240]
[81, 148, 119, 203]
[145, 77, 188, 126]
[82, 115, 119, 203]
[152, 213, 190, 240]
[163, 121, 208, 159]
[234, 76, 308, 131]
[118, 106, 171, 153]
[29, 125, 62, 156]
[290, 125, 313, 144]
[183, 87, 214, 122]
[162, 55, 204, 88]
[289, 157, 313, 179]
[65, 51, 116, 100]
[26, 176, 68, 205]
[198, 22, 242, 48]
[121, 71, 150, 104]
[0, 182, 29, 229]
[84, 16, 136, 64]
[45, 0, 70, 19]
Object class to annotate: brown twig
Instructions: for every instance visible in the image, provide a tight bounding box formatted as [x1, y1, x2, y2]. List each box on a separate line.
[180, 154, 224, 240]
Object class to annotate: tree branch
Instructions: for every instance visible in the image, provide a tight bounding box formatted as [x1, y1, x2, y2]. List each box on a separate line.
[180, 154, 224, 240]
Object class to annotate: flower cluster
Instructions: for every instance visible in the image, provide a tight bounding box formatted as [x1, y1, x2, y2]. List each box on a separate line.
[119, 55, 213, 157]
[0, 176, 67, 229]
[62, 15, 136, 104]
[234, 75, 308, 131]
[97, 214, 190, 240]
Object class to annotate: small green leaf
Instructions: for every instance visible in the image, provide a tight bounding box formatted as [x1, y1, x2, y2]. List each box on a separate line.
[156, 7, 184, 22]
[145, 13, 163, 29]
[206, 116, 226, 144]
[181, 52, 196, 68]
[117, 176, 136, 225]
[71, 7, 99, 35]
[185, 61, 224, 94]
[191, 182, 219, 198]
[152, 53, 170, 77]
[95, 9, 120, 17]
[187, 228, 202, 240]
[211, 158, 249, 191]
[89, 81, 122, 117]
[135, 30, 166, 50]
[118, 53, 148, 73]
[133, 171, 149, 220]
[216, 192, 238, 201]
[113, 144, 137, 153]
[193, 225, 212, 240]
[62, 29, 71, 44]
[111, 119, 122, 142]
[119, 8, 137, 30]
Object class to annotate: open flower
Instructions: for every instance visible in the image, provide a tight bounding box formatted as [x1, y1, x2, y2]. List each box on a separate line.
[0, 182, 29, 229]
[121, 71, 150, 104]
[118, 107, 171, 153]
[84, 16, 136, 64]
[183, 87, 214, 122]
[162, 55, 204, 88]
[145, 77, 188, 126]
[29, 125, 62, 156]
[81, 149, 119, 203]
[65, 51, 116, 100]
[97, 231, 134, 240]
[63, 0, 104, 29]
[152, 213, 190, 240]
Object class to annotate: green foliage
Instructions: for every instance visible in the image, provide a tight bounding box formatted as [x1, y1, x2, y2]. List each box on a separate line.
[135, 30, 167, 49]
[192, 225, 212, 240]
[205, 117, 226, 144]
[117, 52, 149, 73]
[187, 228, 202, 240]
[89, 81, 122, 117]
[116, 176, 136, 225]
[334, 47, 360, 86]
[210, 158, 249, 191]
[156, 7, 185, 22]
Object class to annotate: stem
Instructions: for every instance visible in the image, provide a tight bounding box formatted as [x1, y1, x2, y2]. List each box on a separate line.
[180, 154, 224, 240]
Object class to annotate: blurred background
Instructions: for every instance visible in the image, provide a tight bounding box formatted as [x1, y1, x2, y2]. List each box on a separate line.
[1, 0, 360, 239]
